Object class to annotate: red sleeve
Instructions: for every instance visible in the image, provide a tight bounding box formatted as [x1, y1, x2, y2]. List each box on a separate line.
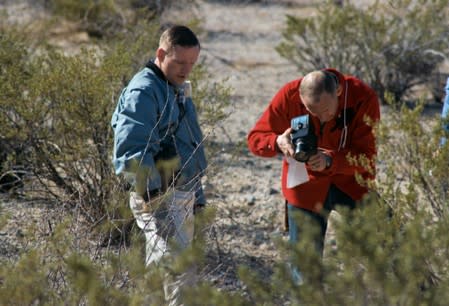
[247, 81, 300, 157]
[330, 82, 380, 177]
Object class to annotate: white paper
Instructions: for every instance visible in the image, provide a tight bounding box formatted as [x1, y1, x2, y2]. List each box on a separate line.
[286, 156, 309, 188]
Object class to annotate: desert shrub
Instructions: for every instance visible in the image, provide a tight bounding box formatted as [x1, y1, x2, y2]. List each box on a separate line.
[0, 27, 30, 192]
[2, 193, 447, 305]
[276, 0, 449, 104]
[42, 0, 128, 38]
[377, 96, 449, 218]
[0, 200, 239, 305]
[0, 24, 150, 218]
[41, 0, 201, 39]
[233, 202, 449, 305]
[127, 0, 200, 15]
[0, 215, 141, 304]
[320, 98, 449, 304]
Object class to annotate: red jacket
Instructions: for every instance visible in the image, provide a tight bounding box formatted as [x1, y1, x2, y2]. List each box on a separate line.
[247, 69, 380, 213]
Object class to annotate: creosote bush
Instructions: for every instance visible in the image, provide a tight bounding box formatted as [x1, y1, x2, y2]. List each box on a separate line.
[377, 95, 449, 219]
[42, 0, 201, 39]
[276, 0, 449, 104]
[0, 24, 151, 219]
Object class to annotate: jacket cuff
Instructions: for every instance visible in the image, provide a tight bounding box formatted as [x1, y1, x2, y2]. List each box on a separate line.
[271, 135, 282, 154]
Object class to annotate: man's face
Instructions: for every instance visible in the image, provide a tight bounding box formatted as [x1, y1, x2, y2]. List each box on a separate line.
[301, 92, 339, 123]
[158, 45, 200, 86]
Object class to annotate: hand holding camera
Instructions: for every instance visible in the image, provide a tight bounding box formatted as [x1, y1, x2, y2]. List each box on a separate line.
[290, 114, 333, 171]
[306, 151, 331, 172]
[290, 114, 317, 162]
[276, 114, 332, 171]
[276, 114, 317, 160]
[276, 127, 295, 157]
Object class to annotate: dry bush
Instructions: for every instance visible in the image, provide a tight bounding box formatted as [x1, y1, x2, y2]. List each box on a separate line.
[276, 0, 449, 104]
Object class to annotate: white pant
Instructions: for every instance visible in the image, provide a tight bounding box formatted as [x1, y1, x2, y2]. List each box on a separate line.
[130, 190, 196, 305]
[129, 190, 195, 266]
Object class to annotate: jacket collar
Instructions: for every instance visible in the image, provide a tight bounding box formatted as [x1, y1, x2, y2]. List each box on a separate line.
[145, 59, 186, 94]
[145, 59, 173, 86]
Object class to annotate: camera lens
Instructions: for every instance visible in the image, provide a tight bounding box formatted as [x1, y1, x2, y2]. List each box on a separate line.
[294, 142, 310, 162]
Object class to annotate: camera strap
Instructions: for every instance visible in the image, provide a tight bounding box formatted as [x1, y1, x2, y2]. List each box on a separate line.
[338, 81, 349, 151]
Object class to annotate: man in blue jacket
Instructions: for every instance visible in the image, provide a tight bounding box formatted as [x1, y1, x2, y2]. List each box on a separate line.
[111, 25, 207, 304]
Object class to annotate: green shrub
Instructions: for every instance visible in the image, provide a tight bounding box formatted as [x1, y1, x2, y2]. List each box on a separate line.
[42, 0, 201, 39]
[276, 0, 449, 104]
[377, 96, 449, 218]
[44, 0, 130, 38]
[1, 28, 137, 216]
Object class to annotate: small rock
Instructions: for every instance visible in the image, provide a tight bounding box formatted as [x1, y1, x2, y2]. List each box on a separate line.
[246, 195, 256, 206]
[16, 229, 24, 238]
[268, 188, 279, 195]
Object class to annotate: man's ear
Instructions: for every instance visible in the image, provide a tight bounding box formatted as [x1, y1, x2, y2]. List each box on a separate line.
[336, 84, 343, 97]
[156, 47, 166, 62]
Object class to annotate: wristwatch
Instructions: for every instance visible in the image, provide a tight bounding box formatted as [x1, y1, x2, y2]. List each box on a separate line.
[325, 155, 332, 169]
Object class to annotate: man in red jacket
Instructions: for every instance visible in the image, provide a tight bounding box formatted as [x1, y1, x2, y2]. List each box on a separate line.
[247, 69, 380, 284]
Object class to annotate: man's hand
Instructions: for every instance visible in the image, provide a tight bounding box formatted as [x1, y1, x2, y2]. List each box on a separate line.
[131, 191, 166, 214]
[307, 151, 331, 172]
[276, 128, 294, 157]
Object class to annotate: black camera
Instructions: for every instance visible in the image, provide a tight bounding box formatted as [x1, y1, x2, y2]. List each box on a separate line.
[290, 114, 317, 162]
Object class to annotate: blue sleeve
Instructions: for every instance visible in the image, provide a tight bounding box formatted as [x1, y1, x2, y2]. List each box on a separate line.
[441, 77, 449, 146]
[111, 88, 162, 191]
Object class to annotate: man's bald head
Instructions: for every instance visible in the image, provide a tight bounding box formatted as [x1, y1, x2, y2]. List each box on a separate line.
[300, 70, 339, 103]
[299, 70, 341, 123]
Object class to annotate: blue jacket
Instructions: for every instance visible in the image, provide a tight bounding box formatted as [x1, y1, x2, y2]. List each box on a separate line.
[111, 62, 208, 204]
[441, 77, 449, 146]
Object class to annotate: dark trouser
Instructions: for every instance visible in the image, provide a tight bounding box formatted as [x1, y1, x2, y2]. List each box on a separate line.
[287, 184, 356, 284]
